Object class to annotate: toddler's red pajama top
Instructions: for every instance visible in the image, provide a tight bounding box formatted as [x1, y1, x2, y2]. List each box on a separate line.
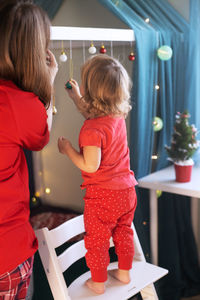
[79, 115, 138, 282]
[0, 80, 49, 275]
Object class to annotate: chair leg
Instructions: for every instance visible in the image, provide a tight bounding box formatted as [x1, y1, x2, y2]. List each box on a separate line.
[140, 283, 158, 300]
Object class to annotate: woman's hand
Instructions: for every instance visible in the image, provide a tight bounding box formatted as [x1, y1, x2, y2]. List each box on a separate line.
[46, 49, 58, 85]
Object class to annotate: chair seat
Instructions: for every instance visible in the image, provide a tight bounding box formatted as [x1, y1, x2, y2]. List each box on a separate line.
[68, 260, 168, 300]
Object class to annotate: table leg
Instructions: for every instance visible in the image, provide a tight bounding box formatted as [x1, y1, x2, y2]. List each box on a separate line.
[150, 189, 158, 265]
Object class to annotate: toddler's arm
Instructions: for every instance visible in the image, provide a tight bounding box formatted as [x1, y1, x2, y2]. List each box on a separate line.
[65, 79, 89, 119]
[58, 137, 101, 173]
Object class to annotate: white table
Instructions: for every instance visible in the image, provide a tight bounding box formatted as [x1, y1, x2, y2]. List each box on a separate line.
[138, 165, 200, 265]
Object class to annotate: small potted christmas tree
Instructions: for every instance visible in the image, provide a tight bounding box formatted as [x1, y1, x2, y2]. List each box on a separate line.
[165, 111, 200, 182]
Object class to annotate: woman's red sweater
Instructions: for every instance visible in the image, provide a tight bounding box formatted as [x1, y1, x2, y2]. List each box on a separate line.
[0, 80, 49, 274]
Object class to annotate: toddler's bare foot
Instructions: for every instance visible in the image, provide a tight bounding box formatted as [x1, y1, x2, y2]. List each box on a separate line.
[109, 269, 130, 284]
[86, 278, 105, 294]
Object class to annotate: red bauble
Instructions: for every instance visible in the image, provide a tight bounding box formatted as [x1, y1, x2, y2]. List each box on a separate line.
[100, 45, 106, 54]
[129, 53, 135, 61]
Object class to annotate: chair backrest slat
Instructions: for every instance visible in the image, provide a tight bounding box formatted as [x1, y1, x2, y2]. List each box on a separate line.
[58, 237, 117, 273]
[50, 215, 85, 248]
[58, 240, 86, 272]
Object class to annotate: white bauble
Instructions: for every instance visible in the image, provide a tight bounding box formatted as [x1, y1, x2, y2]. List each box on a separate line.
[88, 46, 96, 54]
[59, 52, 67, 62]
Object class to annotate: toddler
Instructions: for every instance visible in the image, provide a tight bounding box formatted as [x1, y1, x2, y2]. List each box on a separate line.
[58, 54, 137, 294]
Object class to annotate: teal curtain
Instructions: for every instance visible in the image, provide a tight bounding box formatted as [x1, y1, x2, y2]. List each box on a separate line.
[34, 0, 64, 19]
[98, 1, 200, 299]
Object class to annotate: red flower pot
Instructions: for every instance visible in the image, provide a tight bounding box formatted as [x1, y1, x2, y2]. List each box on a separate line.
[174, 164, 193, 183]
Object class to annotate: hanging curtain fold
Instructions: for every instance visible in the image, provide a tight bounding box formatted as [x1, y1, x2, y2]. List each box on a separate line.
[98, 1, 200, 299]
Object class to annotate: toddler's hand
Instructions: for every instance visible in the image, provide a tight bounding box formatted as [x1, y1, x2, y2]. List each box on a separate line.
[65, 79, 82, 102]
[58, 136, 71, 155]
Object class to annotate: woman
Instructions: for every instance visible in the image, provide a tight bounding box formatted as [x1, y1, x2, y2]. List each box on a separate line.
[0, 0, 58, 298]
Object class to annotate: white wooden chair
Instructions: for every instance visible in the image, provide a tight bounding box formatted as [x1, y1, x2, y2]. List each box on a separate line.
[35, 215, 168, 300]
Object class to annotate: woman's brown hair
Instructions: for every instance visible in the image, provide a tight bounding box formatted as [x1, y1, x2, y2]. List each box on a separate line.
[0, 0, 52, 106]
[80, 54, 132, 118]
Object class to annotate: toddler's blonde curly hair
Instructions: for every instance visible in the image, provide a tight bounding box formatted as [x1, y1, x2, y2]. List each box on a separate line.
[79, 54, 132, 119]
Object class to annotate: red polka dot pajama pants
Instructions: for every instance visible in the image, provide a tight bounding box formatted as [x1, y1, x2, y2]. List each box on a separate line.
[83, 186, 137, 282]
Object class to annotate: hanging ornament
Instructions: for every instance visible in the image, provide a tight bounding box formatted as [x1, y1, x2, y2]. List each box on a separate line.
[59, 41, 67, 62]
[65, 40, 73, 89]
[52, 95, 57, 115]
[129, 41, 135, 61]
[157, 45, 173, 61]
[153, 116, 163, 132]
[128, 52, 135, 61]
[52, 105, 57, 115]
[65, 81, 72, 89]
[88, 42, 96, 54]
[59, 51, 67, 62]
[99, 44, 106, 54]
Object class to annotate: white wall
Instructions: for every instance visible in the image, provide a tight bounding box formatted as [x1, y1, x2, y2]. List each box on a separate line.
[168, 0, 189, 20]
[51, 0, 128, 28]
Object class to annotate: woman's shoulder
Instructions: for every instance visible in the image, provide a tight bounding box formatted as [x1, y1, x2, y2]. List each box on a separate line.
[0, 79, 47, 129]
[0, 79, 23, 95]
[0, 79, 44, 109]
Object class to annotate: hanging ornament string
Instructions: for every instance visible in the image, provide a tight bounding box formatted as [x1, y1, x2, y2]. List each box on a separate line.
[52, 94, 57, 115]
[83, 40, 86, 63]
[69, 40, 73, 79]
[110, 40, 113, 57]
[59, 40, 67, 62]
[65, 40, 73, 89]
[128, 40, 135, 61]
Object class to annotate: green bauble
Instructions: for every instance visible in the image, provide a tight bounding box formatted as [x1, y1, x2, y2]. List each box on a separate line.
[157, 45, 173, 61]
[153, 117, 163, 132]
[65, 81, 72, 89]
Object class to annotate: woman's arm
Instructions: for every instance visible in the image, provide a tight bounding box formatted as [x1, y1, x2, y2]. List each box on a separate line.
[46, 50, 58, 131]
[58, 137, 101, 173]
[46, 99, 53, 131]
